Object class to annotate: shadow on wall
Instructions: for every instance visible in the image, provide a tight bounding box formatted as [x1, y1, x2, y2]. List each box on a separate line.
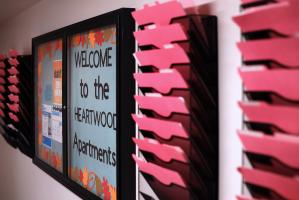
[0, 136, 21, 199]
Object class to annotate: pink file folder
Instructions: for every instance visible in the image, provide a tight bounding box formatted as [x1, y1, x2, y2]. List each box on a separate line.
[8, 94, 19, 103]
[8, 85, 19, 94]
[0, 69, 6, 77]
[8, 58, 19, 66]
[0, 54, 6, 61]
[238, 66, 299, 101]
[7, 67, 19, 75]
[134, 24, 187, 48]
[7, 103, 19, 113]
[132, 114, 188, 140]
[134, 44, 189, 70]
[8, 112, 19, 123]
[236, 195, 258, 200]
[8, 49, 18, 58]
[132, 1, 186, 26]
[0, 94, 5, 101]
[239, 167, 299, 200]
[135, 94, 189, 117]
[0, 102, 5, 109]
[0, 77, 5, 84]
[234, 1, 298, 36]
[238, 129, 299, 169]
[0, 109, 4, 117]
[133, 154, 187, 187]
[133, 137, 188, 163]
[7, 76, 19, 85]
[237, 38, 299, 67]
[239, 101, 299, 135]
[134, 69, 188, 94]
[0, 85, 5, 93]
[0, 62, 5, 68]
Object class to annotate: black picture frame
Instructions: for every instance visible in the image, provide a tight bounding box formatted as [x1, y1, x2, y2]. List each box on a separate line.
[32, 8, 135, 200]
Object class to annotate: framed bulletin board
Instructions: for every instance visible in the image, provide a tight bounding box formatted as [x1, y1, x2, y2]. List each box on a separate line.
[33, 8, 135, 200]
[33, 31, 65, 175]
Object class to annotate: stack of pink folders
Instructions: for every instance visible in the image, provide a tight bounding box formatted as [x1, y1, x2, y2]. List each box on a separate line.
[131, 1, 218, 199]
[6, 50, 20, 123]
[233, 0, 299, 199]
[0, 49, 33, 157]
[0, 54, 6, 131]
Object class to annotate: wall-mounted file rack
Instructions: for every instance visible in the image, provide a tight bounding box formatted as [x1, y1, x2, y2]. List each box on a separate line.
[233, 0, 299, 199]
[0, 50, 34, 158]
[131, 1, 218, 199]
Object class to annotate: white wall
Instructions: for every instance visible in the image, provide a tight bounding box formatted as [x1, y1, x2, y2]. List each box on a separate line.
[0, 0, 242, 199]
